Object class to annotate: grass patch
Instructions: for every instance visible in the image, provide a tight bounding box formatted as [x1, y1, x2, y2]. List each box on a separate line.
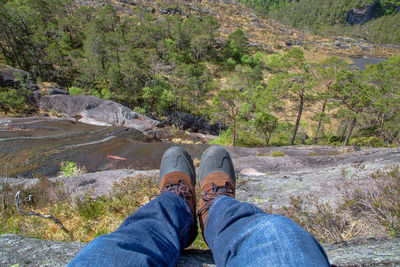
[270, 151, 284, 157]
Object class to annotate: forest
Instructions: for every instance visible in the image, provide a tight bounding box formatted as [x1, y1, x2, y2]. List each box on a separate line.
[1, 0, 399, 147]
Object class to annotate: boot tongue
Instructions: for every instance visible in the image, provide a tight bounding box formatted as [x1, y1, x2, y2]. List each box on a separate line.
[211, 182, 228, 193]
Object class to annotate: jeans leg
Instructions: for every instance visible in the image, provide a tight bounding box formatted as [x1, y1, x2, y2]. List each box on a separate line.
[205, 196, 330, 267]
[68, 192, 195, 267]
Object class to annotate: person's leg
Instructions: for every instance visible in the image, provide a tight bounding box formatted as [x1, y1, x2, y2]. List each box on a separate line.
[205, 196, 330, 267]
[69, 146, 197, 267]
[69, 192, 194, 267]
[198, 146, 330, 267]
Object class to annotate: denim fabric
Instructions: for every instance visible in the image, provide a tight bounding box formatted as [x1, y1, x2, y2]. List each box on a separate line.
[68, 192, 195, 267]
[205, 195, 330, 267]
[69, 193, 330, 267]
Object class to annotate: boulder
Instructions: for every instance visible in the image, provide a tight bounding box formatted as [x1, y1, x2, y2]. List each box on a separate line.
[117, 0, 136, 5]
[0, 66, 38, 90]
[248, 22, 266, 29]
[166, 111, 226, 135]
[159, 7, 184, 15]
[208, 0, 237, 4]
[248, 42, 262, 48]
[359, 45, 371, 51]
[285, 40, 293, 46]
[346, 1, 379, 25]
[39, 95, 159, 132]
[294, 40, 303, 46]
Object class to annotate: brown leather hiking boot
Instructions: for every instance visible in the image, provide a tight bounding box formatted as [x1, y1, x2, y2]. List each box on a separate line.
[158, 146, 197, 247]
[197, 146, 236, 232]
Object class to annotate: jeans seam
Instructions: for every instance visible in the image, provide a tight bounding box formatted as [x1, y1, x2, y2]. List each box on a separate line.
[204, 195, 226, 239]
[172, 193, 194, 241]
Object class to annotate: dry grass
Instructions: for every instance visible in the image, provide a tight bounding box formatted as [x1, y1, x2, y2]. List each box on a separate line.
[3, 165, 398, 246]
[279, 165, 399, 243]
[1, 175, 159, 242]
[270, 151, 285, 157]
[0, 173, 209, 248]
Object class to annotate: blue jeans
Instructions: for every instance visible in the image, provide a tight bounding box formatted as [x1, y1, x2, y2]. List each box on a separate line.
[69, 193, 330, 266]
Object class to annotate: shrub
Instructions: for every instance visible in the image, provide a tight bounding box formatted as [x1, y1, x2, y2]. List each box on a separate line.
[209, 129, 264, 147]
[68, 87, 84, 95]
[236, 131, 264, 147]
[282, 195, 355, 242]
[209, 129, 234, 146]
[87, 88, 101, 98]
[349, 136, 386, 147]
[341, 166, 400, 236]
[269, 133, 290, 146]
[133, 106, 146, 115]
[60, 161, 85, 177]
[281, 165, 400, 242]
[226, 58, 237, 70]
[76, 193, 104, 220]
[101, 88, 114, 100]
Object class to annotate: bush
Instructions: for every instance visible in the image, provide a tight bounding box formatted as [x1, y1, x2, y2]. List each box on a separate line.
[236, 131, 264, 147]
[209, 129, 264, 147]
[349, 136, 386, 147]
[60, 161, 85, 177]
[68, 87, 84, 95]
[282, 195, 355, 242]
[269, 133, 291, 146]
[76, 193, 104, 220]
[342, 166, 400, 236]
[0, 88, 32, 114]
[209, 129, 234, 146]
[281, 165, 400, 242]
[133, 106, 146, 115]
[226, 58, 237, 70]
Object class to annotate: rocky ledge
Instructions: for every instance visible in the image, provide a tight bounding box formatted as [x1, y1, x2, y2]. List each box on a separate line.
[1, 234, 399, 266]
[39, 94, 159, 132]
[3, 147, 399, 266]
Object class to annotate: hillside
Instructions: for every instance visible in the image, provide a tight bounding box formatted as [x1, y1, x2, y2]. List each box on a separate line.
[238, 0, 400, 45]
[1, 0, 399, 148]
[1, 2, 399, 265]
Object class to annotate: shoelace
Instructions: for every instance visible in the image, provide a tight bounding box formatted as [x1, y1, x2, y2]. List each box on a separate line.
[150, 180, 192, 201]
[197, 182, 234, 217]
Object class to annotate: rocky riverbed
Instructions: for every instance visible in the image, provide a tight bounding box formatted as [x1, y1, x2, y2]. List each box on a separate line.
[0, 117, 208, 177]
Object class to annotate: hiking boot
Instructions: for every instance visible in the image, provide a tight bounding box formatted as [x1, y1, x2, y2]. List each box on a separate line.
[159, 146, 197, 247]
[197, 146, 236, 232]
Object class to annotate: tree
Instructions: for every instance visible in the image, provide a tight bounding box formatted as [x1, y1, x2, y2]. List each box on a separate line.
[223, 29, 249, 63]
[268, 48, 315, 145]
[310, 57, 349, 144]
[332, 69, 373, 146]
[211, 89, 246, 146]
[363, 55, 400, 145]
[142, 75, 174, 114]
[0, 73, 33, 114]
[255, 112, 278, 146]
